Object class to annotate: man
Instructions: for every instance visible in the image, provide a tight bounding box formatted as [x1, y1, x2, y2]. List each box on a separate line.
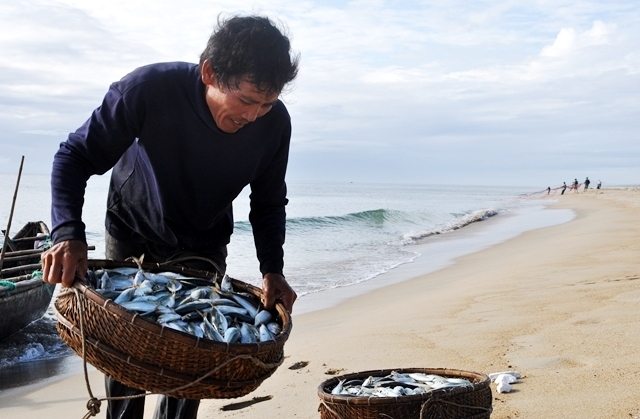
[42, 15, 299, 419]
[584, 177, 590, 191]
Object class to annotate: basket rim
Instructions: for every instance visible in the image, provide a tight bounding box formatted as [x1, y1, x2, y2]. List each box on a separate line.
[56, 312, 280, 390]
[67, 259, 292, 352]
[317, 367, 490, 406]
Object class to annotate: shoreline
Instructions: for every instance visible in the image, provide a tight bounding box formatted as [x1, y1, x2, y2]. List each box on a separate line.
[1, 188, 638, 418]
[295, 199, 574, 315]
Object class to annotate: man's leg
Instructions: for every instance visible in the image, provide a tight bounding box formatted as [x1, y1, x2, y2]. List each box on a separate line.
[104, 376, 147, 419]
[106, 232, 228, 419]
[105, 232, 148, 262]
[153, 397, 201, 419]
[104, 232, 148, 419]
[150, 244, 227, 419]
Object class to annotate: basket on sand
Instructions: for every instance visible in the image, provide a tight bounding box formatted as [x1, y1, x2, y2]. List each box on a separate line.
[318, 367, 492, 419]
[55, 259, 292, 399]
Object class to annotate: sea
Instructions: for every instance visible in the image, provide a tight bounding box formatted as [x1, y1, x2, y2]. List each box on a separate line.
[0, 172, 574, 391]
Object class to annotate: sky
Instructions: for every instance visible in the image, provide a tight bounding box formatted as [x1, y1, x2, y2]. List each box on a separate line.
[0, 0, 638, 188]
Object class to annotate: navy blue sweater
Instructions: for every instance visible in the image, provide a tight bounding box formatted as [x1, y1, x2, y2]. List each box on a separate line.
[51, 62, 290, 275]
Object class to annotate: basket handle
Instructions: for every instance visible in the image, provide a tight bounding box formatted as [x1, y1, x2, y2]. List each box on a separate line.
[159, 256, 223, 278]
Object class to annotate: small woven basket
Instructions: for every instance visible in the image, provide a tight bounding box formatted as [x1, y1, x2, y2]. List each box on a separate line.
[318, 368, 492, 419]
[55, 259, 292, 399]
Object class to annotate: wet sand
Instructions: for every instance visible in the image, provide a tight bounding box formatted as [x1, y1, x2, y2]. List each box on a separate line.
[1, 188, 639, 418]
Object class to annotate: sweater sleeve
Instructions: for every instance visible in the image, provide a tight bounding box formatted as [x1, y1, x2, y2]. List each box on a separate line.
[248, 119, 291, 276]
[50, 84, 139, 244]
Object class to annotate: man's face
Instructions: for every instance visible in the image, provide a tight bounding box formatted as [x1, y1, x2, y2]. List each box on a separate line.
[201, 61, 280, 134]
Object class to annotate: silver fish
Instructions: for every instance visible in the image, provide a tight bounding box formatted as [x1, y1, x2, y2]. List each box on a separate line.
[174, 300, 212, 315]
[166, 279, 183, 294]
[254, 309, 273, 326]
[215, 305, 249, 317]
[224, 327, 241, 343]
[113, 287, 136, 305]
[259, 324, 274, 342]
[331, 379, 345, 395]
[100, 271, 114, 291]
[211, 307, 228, 334]
[231, 293, 259, 318]
[266, 322, 281, 336]
[187, 322, 204, 338]
[120, 300, 158, 314]
[157, 312, 182, 324]
[240, 323, 257, 343]
[202, 316, 223, 341]
[220, 274, 234, 293]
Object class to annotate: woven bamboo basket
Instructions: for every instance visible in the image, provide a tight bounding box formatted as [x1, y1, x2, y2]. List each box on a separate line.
[318, 368, 492, 419]
[55, 259, 292, 399]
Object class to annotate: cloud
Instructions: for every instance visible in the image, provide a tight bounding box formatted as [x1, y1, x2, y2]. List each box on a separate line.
[0, 0, 639, 186]
[540, 20, 612, 58]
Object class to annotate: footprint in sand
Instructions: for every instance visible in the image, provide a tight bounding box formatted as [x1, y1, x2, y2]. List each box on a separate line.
[288, 360, 309, 370]
[324, 367, 346, 375]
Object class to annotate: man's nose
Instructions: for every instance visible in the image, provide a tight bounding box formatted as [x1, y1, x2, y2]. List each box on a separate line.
[242, 105, 261, 122]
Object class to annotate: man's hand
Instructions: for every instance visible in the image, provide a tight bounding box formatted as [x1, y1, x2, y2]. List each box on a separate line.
[41, 240, 88, 288]
[262, 273, 297, 313]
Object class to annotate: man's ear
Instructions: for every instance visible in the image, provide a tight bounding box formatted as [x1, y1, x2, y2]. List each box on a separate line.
[201, 59, 216, 86]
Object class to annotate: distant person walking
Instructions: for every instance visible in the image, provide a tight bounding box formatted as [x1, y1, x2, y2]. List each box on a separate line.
[584, 177, 591, 191]
[547, 186, 551, 195]
[597, 180, 602, 189]
[573, 178, 579, 192]
[561, 182, 567, 195]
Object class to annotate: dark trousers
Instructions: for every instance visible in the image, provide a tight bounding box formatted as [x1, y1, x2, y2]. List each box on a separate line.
[104, 232, 227, 419]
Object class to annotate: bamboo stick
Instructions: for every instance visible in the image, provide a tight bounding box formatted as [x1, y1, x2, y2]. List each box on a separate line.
[0, 156, 25, 271]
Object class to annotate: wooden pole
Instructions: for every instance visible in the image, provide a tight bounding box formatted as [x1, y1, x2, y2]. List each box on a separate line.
[0, 156, 25, 271]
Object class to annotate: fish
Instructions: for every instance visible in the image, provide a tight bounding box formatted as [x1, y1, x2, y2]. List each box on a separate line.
[266, 322, 281, 335]
[211, 307, 228, 334]
[164, 321, 189, 333]
[86, 265, 283, 343]
[119, 300, 158, 314]
[327, 372, 473, 398]
[220, 274, 234, 293]
[331, 379, 345, 395]
[231, 293, 259, 318]
[113, 287, 136, 305]
[161, 278, 180, 293]
[202, 315, 223, 341]
[254, 309, 273, 326]
[224, 327, 241, 343]
[174, 301, 213, 315]
[187, 322, 205, 338]
[100, 271, 114, 291]
[259, 324, 274, 342]
[157, 312, 182, 324]
[240, 323, 257, 343]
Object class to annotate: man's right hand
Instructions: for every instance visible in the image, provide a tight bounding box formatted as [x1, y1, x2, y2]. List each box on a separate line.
[41, 240, 88, 288]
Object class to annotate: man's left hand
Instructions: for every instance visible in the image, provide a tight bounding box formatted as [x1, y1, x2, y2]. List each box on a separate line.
[262, 273, 297, 313]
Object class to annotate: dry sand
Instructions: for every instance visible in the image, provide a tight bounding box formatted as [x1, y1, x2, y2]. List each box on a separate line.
[1, 188, 639, 418]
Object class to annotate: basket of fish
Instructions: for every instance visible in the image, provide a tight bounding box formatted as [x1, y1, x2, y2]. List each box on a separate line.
[318, 368, 492, 419]
[54, 259, 291, 399]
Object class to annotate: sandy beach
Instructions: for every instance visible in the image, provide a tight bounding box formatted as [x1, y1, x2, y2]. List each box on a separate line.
[1, 188, 639, 418]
